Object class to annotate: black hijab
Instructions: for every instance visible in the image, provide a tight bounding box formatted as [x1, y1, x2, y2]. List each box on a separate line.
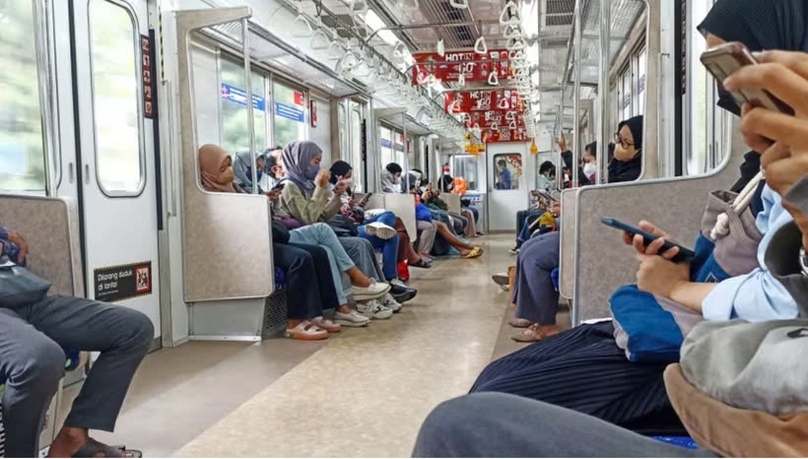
[329, 160, 352, 185]
[699, 0, 808, 116]
[618, 115, 643, 152]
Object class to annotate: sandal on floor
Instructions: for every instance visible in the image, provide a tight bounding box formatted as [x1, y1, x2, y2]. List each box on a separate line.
[409, 258, 432, 269]
[462, 246, 483, 259]
[72, 438, 142, 458]
[508, 318, 532, 328]
[512, 324, 560, 343]
[286, 321, 328, 340]
[310, 316, 342, 333]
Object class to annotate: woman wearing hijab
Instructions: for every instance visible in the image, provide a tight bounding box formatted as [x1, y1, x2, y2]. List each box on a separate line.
[381, 163, 403, 193]
[469, 0, 804, 430]
[199, 144, 380, 330]
[278, 141, 401, 318]
[608, 116, 643, 183]
[232, 150, 267, 194]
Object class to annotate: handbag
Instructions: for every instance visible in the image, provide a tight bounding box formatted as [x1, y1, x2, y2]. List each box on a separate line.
[328, 214, 359, 237]
[611, 181, 765, 363]
[0, 256, 52, 309]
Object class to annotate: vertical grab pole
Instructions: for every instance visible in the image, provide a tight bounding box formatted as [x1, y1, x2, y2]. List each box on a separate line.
[572, 0, 582, 188]
[243, 18, 258, 193]
[402, 112, 409, 190]
[598, 0, 611, 184]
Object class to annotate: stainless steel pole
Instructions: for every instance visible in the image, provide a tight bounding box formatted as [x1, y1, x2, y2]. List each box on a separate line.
[598, 0, 611, 184]
[572, 0, 582, 188]
[242, 19, 258, 192]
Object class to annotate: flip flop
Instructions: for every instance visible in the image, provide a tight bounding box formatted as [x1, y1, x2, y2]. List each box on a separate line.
[409, 259, 432, 269]
[512, 325, 560, 343]
[508, 318, 532, 328]
[72, 438, 142, 458]
[462, 247, 483, 259]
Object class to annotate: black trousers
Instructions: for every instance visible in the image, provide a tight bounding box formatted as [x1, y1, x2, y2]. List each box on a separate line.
[470, 322, 677, 431]
[273, 242, 339, 319]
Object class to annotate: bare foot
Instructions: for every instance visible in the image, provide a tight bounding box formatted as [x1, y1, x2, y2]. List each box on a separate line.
[48, 426, 88, 457]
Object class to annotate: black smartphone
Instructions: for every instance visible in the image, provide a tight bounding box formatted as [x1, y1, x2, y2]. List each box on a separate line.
[601, 218, 695, 263]
[272, 182, 285, 191]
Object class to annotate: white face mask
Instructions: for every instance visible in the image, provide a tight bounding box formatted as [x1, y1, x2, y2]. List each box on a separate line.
[583, 163, 597, 177]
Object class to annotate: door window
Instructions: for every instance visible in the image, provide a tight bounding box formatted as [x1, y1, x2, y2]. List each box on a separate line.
[0, 0, 47, 192]
[493, 153, 521, 190]
[89, 0, 144, 195]
[452, 155, 478, 191]
[350, 107, 364, 192]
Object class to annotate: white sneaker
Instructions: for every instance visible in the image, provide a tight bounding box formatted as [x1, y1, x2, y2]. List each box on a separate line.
[365, 222, 397, 240]
[334, 309, 370, 327]
[350, 280, 391, 301]
[357, 299, 393, 320]
[380, 293, 402, 313]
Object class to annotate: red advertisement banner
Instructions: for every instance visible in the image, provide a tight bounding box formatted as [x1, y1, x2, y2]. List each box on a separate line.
[463, 111, 525, 130]
[481, 128, 530, 143]
[444, 89, 527, 114]
[413, 49, 513, 85]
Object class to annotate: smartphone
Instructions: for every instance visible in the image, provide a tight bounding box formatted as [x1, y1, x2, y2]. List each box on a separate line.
[700, 41, 794, 115]
[272, 182, 285, 191]
[601, 218, 695, 263]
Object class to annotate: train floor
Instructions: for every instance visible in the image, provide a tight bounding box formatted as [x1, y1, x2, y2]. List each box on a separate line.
[56, 233, 570, 457]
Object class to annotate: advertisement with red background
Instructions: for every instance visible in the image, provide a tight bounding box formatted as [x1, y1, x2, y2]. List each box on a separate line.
[481, 128, 530, 143]
[444, 89, 526, 114]
[413, 49, 513, 85]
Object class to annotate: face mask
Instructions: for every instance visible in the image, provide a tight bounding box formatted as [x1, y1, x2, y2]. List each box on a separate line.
[583, 163, 596, 177]
[304, 164, 320, 180]
[614, 144, 636, 162]
[717, 85, 742, 117]
[394, 176, 401, 184]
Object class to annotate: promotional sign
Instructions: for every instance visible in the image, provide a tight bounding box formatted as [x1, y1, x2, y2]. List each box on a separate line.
[221, 83, 266, 111]
[463, 111, 526, 130]
[444, 89, 526, 114]
[94, 261, 152, 303]
[141, 35, 153, 118]
[481, 128, 530, 143]
[275, 102, 305, 122]
[413, 49, 513, 85]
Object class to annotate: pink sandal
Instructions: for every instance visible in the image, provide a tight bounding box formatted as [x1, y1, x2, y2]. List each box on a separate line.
[311, 316, 342, 333]
[286, 321, 328, 340]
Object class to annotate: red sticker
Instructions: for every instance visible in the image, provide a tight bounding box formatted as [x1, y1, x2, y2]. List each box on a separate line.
[294, 91, 304, 106]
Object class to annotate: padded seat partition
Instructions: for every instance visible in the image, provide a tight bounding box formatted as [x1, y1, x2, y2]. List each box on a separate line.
[0, 196, 83, 296]
[442, 193, 462, 215]
[382, 193, 417, 240]
[176, 7, 272, 303]
[570, 123, 747, 324]
[559, 188, 578, 299]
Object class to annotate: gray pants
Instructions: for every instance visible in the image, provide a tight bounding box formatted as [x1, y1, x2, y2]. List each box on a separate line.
[0, 296, 153, 457]
[412, 392, 717, 458]
[416, 220, 437, 254]
[339, 236, 384, 281]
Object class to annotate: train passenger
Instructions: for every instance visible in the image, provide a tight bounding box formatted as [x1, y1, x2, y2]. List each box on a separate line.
[401, 170, 483, 259]
[495, 159, 512, 190]
[558, 133, 590, 187]
[413, 49, 808, 452]
[198, 144, 380, 327]
[0, 225, 151, 457]
[277, 141, 403, 317]
[381, 162, 403, 193]
[536, 160, 556, 191]
[232, 150, 266, 194]
[609, 116, 644, 182]
[435, 169, 478, 238]
[582, 141, 597, 183]
[328, 160, 402, 285]
[472, 0, 807, 428]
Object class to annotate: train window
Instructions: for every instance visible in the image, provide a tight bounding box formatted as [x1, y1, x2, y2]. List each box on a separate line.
[452, 155, 478, 191]
[220, 58, 267, 153]
[380, 126, 393, 167]
[636, 48, 647, 115]
[273, 81, 306, 148]
[394, 130, 407, 166]
[350, 106, 363, 192]
[338, 100, 348, 161]
[89, 0, 143, 194]
[493, 153, 520, 190]
[0, 0, 47, 192]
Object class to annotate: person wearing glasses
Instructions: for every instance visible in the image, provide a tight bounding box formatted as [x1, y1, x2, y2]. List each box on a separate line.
[609, 115, 643, 183]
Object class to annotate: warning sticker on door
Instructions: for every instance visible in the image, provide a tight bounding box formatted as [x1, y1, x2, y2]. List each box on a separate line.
[94, 261, 152, 303]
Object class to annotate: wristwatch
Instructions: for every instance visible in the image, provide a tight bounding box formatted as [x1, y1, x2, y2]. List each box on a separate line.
[800, 247, 808, 277]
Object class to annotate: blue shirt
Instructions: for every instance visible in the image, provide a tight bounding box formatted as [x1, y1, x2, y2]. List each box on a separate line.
[497, 169, 512, 190]
[0, 223, 23, 265]
[702, 185, 798, 322]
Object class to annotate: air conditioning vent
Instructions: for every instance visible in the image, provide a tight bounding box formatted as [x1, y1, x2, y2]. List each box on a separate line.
[543, 0, 574, 28]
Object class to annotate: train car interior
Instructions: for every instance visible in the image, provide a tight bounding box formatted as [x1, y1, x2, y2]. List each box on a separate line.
[1, 0, 806, 457]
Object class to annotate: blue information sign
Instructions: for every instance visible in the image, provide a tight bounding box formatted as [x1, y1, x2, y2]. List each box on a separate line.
[380, 138, 393, 149]
[275, 102, 305, 123]
[221, 83, 265, 111]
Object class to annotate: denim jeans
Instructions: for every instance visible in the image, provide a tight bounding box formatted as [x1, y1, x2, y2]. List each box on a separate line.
[289, 223, 355, 304]
[360, 211, 400, 280]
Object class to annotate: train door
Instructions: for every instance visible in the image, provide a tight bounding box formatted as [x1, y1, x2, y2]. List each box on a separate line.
[487, 149, 526, 231]
[70, 0, 161, 337]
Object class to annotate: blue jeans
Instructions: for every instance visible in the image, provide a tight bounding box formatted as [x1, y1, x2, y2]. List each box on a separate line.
[289, 223, 355, 305]
[517, 213, 541, 248]
[360, 211, 399, 281]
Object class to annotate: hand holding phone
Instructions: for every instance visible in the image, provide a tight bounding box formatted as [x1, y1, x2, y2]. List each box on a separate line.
[700, 42, 794, 116]
[602, 218, 695, 263]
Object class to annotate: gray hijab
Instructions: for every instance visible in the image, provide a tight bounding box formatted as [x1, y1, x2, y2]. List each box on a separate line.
[381, 169, 401, 193]
[233, 151, 265, 193]
[281, 141, 322, 197]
